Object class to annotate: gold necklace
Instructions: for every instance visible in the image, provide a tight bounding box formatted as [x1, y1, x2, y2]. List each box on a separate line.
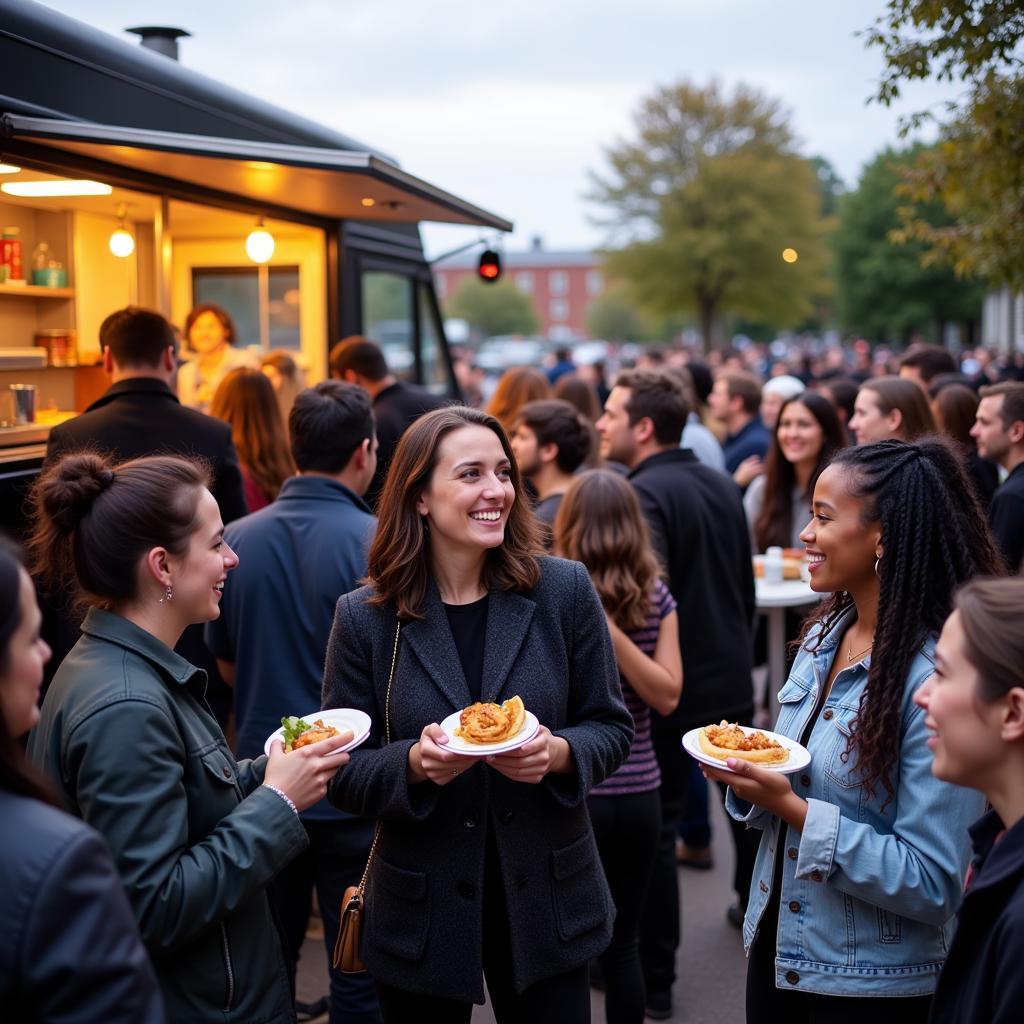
[847, 640, 874, 663]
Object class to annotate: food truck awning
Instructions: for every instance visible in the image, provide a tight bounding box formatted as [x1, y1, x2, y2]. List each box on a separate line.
[1, 114, 513, 231]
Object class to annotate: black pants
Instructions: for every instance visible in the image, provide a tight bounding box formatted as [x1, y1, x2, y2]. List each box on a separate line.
[272, 817, 379, 1024]
[746, 886, 932, 1024]
[376, 825, 591, 1024]
[589, 790, 661, 1024]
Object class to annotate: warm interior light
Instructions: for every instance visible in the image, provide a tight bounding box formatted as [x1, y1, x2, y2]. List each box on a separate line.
[0, 164, 20, 175]
[245, 222, 275, 263]
[360, 197, 376, 207]
[109, 228, 135, 258]
[782, 248, 799, 263]
[1, 179, 112, 197]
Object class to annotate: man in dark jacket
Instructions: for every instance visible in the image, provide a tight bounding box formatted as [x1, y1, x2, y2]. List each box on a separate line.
[44, 306, 247, 721]
[597, 368, 756, 1020]
[206, 381, 379, 1024]
[329, 335, 447, 506]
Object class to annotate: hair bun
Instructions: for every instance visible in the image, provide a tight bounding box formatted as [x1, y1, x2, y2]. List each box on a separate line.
[41, 453, 116, 534]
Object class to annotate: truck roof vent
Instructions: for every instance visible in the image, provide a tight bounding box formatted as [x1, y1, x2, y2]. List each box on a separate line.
[125, 26, 191, 62]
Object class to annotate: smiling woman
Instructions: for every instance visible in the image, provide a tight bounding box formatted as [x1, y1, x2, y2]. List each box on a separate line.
[24, 451, 351, 1023]
[323, 405, 634, 1021]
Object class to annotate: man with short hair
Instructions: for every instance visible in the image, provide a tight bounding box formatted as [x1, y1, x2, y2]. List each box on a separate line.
[596, 369, 756, 1020]
[972, 382, 1024, 571]
[329, 334, 446, 506]
[899, 345, 958, 393]
[45, 306, 247, 722]
[510, 399, 591, 538]
[708, 371, 771, 480]
[205, 381, 379, 1024]
[47, 306, 247, 521]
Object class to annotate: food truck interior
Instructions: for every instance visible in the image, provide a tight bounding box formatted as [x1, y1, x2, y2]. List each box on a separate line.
[0, 0, 510, 533]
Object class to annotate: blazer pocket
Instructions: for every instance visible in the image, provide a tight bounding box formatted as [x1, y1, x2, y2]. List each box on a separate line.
[200, 749, 238, 787]
[550, 832, 611, 943]
[367, 855, 430, 962]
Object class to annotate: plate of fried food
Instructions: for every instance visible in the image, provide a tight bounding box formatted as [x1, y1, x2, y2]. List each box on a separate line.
[439, 695, 540, 756]
[683, 720, 810, 775]
[263, 709, 372, 758]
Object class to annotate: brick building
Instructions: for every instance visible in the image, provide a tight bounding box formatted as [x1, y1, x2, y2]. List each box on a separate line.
[434, 237, 604, 340]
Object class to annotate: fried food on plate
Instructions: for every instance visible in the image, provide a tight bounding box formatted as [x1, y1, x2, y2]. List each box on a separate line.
[698, 720, 790, 765]
[280, 716, 342, 752]
[455, 696, 526, 744]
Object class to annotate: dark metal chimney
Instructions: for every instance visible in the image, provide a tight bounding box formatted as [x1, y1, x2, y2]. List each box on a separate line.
[125, 26, 191, 61]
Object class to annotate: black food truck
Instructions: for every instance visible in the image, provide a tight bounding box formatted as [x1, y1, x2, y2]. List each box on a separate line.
[0, 0, 510, 529]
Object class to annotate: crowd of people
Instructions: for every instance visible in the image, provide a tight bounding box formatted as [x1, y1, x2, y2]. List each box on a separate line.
[2, 306, 1024, 1024]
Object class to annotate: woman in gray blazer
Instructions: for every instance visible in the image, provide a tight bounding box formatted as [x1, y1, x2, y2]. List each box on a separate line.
[324, 405, 633, 1022]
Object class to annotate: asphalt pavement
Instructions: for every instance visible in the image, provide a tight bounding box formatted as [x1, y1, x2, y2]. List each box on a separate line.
[296, 788, 749, 1023]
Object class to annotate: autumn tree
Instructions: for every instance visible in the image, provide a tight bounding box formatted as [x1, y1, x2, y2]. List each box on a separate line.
[587, 81, 830, 349]
[834, 146, 984, 343]
[866, 1, 1024, 287]
[444, 277, 538, 340]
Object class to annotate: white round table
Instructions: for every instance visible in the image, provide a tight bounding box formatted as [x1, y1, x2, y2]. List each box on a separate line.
[755, 578, 819, 721]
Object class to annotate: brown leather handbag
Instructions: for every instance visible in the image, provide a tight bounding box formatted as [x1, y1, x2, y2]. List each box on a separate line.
[332, 621, 400, 974]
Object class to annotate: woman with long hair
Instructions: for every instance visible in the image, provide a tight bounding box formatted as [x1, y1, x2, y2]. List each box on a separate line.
[849, 376, 936, 444]
[0, 539, 164, 1021]
[210, 367, 296, 511]
[915, 577, 1024, 1024]
[705, 439, 1004, 1023]
[322, 406, 632, 1022]
[178, 303, 256, 412]
[485, 365, 551, 433]
[26, 452, 350, 1022]
[930, 382, 999, 508]
[744, 392, 847, 552]
[261, 349, 307, 429]
[554, 470, 681, 1024]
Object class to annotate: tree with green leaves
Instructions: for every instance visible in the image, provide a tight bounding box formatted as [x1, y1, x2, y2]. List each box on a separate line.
[443, 277, 538, 340]
[833, 146, 984, 343]
[587, 81, 830, 349]
[585, 281, 657, 343]
[866, 1, 1024, 287]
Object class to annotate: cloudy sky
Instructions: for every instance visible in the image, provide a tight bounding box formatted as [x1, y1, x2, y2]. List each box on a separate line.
[40, 0, 957, 257]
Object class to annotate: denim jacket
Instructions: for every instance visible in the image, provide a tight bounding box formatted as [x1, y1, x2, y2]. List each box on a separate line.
[726, 611, 985, 997]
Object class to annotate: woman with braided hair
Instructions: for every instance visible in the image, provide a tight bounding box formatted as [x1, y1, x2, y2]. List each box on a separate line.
[704, 438, 1004, 1023]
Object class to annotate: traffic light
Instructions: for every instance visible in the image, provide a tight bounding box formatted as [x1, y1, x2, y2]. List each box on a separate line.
[477, 249, 501, 283]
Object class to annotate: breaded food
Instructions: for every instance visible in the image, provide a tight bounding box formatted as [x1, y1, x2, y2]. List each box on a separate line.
[455, 696, 526, 745]
[289, 719, 340, 751]
[698, 720, 790, 765]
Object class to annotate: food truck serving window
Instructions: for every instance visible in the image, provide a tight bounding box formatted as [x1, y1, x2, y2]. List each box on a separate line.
[193, 266, 301, 351]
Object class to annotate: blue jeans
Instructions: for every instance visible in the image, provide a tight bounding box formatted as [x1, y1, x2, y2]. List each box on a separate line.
[272, 816, 379, 1024]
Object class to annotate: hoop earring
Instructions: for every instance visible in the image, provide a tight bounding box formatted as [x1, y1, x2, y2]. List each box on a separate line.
[158, 585, 173, 603]
[874, 558, 881, 580]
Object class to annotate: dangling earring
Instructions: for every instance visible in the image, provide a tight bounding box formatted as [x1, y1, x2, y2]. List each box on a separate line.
[874, 557, 882, 580]
[159, 584, 173, 603]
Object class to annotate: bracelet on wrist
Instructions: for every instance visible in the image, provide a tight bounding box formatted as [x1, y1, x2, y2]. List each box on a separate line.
[263, 783, 299, 816]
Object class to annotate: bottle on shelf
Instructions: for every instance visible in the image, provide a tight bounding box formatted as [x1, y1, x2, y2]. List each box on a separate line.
[1, 227, 24, 283]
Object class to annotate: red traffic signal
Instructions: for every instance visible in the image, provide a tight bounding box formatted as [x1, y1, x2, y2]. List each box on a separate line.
[477, 249, 501, 283]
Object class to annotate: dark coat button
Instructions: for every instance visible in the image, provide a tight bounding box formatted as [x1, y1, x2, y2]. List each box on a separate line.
[785, 971, 800, 985]
[789, 900, 801, 913]
[463, 812, 477, 830]
[810, 869, 823, 882]
[788, 847, 798, 860]
[822, 709, 834, 721]
[800, 774, 811, 787]
[457, 881, 475, 899]
[222, 766, 231, 779]
[500, 807, 514, 824]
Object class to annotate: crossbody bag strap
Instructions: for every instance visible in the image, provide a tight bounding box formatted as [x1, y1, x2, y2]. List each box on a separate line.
[354, 619, 401, 895]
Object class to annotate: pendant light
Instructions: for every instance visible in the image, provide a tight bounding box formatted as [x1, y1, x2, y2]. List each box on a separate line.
[109, 204, 135, 258]
[245, 218, 275, 263]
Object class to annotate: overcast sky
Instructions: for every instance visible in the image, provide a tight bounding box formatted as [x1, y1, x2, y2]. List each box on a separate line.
[40, 0, 958, 258]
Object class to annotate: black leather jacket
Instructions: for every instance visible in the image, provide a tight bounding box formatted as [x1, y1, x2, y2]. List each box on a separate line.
[0, 789, 166, 1022]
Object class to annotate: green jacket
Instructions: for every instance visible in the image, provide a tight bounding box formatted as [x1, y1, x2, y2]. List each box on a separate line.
[28, 609, 308, 1023]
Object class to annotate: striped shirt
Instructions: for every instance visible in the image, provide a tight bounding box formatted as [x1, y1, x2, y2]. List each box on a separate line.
[592, 578, 676, 796]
